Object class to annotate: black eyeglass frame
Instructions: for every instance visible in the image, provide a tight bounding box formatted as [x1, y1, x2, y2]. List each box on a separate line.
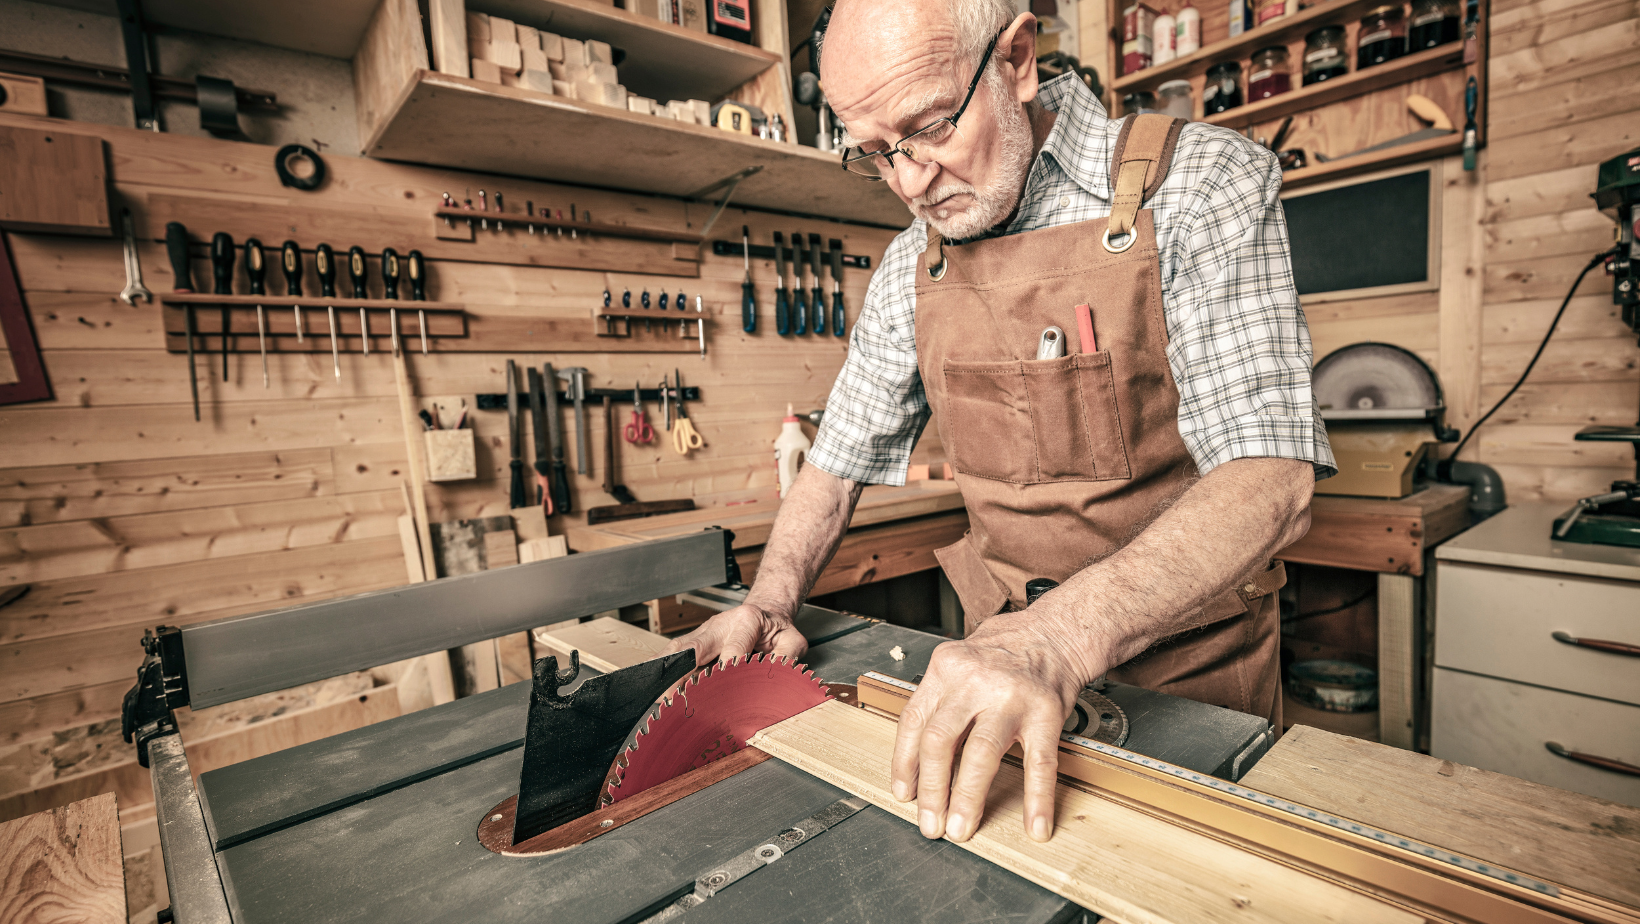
[839, 31, 1004, 180]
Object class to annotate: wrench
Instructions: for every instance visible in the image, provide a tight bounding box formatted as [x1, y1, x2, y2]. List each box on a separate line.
[118, 209, 153, 306]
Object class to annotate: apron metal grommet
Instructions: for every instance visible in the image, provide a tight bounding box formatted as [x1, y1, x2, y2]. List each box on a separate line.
[927, 257, 948, 281]
[1101, 227, 1137, 254]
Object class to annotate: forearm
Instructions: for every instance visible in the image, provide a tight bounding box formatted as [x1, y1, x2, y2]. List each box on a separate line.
[1027, 457, 1313, 681]
[743, 464, 864, 621]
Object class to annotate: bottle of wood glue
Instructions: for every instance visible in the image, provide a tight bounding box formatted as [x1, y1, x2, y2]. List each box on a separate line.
[773, 404, 811, 499]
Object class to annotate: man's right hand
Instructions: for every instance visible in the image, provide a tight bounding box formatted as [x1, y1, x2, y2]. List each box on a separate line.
[663, 602, 809, 664]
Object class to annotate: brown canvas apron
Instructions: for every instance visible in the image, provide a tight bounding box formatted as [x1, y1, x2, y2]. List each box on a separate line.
[914, 114, 1285, 726]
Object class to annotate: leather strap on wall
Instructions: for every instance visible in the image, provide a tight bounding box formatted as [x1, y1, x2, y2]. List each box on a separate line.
[1106, 114, 1185, 238]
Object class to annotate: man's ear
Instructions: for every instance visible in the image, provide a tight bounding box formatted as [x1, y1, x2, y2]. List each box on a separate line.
[1000, 12, 1040, 103]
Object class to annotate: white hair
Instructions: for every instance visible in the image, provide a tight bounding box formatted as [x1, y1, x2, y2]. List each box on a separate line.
[818, 0, 1017, 78]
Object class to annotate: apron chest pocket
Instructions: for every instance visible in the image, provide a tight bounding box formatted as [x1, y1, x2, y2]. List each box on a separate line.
[942, 352, 1132, 484]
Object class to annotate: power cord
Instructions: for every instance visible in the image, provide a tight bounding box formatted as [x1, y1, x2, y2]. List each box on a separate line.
[1447, 248, 1616, 462]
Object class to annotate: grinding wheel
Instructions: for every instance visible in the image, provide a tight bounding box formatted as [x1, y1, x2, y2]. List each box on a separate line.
[1314, 342, 1442, 413]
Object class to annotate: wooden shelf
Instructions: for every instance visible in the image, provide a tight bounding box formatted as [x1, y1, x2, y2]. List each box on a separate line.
[1278, 133, 1463, 190]
[470, 0, 780, 103]
[1112, 0, 1397, 92]
[364, 72, 911, 227]
[1205, 44, 1467, 131]
[135, 0, 380, 58]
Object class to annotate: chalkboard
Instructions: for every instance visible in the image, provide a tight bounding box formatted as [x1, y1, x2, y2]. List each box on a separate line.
[1283, 169, 1432, 297]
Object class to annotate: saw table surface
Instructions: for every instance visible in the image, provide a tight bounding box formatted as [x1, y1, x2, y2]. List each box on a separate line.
[197, 618, 1267, 923]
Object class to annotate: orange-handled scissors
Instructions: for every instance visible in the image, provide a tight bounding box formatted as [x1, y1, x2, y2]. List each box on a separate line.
[625, 381, 655, 444]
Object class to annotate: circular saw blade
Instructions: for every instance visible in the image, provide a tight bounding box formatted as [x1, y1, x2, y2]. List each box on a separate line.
[604, 654, 831, 804]
[1313, 342, 1442, 411]
[1066, 689, 1129, 747]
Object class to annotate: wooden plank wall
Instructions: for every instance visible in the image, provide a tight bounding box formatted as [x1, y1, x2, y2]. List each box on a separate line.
[0, 110, 907, 836]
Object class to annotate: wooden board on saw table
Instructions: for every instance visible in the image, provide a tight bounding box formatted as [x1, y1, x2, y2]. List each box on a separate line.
[533, 617, 668, 674]
[752, 701, 1421, 924]
[1241, 724, 1640, 909]
[0, 792, 125, 923]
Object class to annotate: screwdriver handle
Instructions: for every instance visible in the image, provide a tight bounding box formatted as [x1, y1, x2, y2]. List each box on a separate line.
[165, 222, 194, 292]
[833, 291, 846, 337]
[407, 250, 426, 301]
[812, 283, 826, 335]
[741, 277, 757, 333]
[792, 283, 807, 335]
[347, 246, 368, 298]
[210, 232, 235, 296]
[281, 240, 303, 297]
[775, 287, 790, 336]
[550, 459, 572, 515]
[244, 238, 266, 296]
[381, 247, 400, 299]
[315, 243, 336, 298]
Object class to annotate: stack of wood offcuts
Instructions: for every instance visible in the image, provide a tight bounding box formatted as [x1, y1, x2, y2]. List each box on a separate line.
[466, 11, 713, 123]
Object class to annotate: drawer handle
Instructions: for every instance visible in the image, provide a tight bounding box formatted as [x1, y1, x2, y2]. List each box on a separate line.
[1546, 742, 1640, 777]
[1551, 631, 1640, 657]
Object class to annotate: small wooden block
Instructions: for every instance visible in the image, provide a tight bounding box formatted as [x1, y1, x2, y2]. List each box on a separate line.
[552, 80, 575, 99]
[424, 429, 477, 482]
[0, 792, 125, 924]
[511, 505, 549, 541]
[516, 24, 540, 48]
[585, 40, 614, 65]
[690, 99, 711, 125]
[539, 31, 564, 61]
[487, 15, 517, 44]
[470, 57, 502, 84]
[627, 96, 654, 115]
[521, 44, 548, 72]
[483, 528, 520, 568]
[562, 37, 588, 66]
[578, 81, 627, 109]
[465, 10, 491, 42]
[534, 616, 667, 673]
[486, 40, 522, 71]
[519, 70, 555, 94]
[579, 61, 618, 84]
[0, 72, 49, 116]
[519, 535, 569, 563]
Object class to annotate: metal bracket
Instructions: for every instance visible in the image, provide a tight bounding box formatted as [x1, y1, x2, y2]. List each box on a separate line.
[121, 626, 189, 768]
[689, 166, 763, 239]
[114, 0, 159, 131]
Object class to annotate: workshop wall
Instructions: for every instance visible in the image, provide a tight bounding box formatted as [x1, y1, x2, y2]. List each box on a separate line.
[0, 108, 910, 874]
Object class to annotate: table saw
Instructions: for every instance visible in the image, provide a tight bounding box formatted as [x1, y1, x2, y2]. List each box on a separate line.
[122, 528, 1274, 924]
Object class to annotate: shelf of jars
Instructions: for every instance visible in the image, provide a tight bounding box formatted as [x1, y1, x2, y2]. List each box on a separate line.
[1109, 0, 1486, 188]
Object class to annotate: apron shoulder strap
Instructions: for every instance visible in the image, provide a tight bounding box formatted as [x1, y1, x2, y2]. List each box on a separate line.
[1106, 113, 1186, 242]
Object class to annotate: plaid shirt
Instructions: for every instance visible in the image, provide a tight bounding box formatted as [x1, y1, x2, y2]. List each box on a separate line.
[808, 73, 1336, 485]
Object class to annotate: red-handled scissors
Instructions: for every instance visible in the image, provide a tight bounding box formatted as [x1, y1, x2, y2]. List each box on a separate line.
[625, 381, 655, 444]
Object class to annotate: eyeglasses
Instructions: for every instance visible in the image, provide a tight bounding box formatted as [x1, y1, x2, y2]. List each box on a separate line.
[840, 32, 1002, 181]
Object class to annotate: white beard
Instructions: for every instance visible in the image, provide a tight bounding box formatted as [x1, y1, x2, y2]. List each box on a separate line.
[910, 79, 1035, 241]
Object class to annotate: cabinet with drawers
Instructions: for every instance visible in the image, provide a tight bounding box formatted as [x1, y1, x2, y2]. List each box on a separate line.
[1431, 504, 1640, 807]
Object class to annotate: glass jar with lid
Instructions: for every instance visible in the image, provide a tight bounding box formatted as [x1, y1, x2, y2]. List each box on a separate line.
[1409, 0, 1460, 48]
[1357, 4, 1408, 69]
[1122, 90, 1158, 114]
[1302, 25, 1348, 84]
[1157, 79, 1194, 119]
[1202, 61, 1242, 114]
[1248, 45, 1292, 99]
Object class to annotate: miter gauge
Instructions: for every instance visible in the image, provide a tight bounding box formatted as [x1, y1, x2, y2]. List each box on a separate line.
[604, 654, 833, 804]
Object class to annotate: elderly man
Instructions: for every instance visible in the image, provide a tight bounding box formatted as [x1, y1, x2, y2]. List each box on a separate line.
[670, 0, 1334, 845]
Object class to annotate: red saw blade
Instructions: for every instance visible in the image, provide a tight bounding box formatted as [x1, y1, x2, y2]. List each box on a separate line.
[605, 654, 831, 804]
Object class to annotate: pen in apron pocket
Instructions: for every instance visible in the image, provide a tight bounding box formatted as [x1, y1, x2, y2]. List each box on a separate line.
[1075, 304, 1097, 352]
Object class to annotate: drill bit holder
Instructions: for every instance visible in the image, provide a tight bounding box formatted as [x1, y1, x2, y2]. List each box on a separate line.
[433, 207, 705, 246]
[595, 310, 707, 341]
[160, 294, 467, 353]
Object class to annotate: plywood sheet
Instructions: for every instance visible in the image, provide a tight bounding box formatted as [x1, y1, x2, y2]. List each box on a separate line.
[0, 792, 124, 924]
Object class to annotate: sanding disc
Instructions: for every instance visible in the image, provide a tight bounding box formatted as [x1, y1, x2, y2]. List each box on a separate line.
[1313, 342, 1441, 411]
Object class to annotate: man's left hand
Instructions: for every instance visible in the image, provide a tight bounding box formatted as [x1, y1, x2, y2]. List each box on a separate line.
[890, 612, 1098, 843]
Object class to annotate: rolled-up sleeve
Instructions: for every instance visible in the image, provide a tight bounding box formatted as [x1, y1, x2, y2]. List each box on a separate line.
[1159, 129, 1337, 480]
[806, 226, 931, 486]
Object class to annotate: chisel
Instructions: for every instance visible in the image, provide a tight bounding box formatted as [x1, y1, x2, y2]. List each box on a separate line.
[281, 241, 305, 343]
[166, 221, 200, 421]
[527, 367, 550, 511]
[558, 366, 590, 475]
[829, 238, 847, 337]
[407, 250, 429, 354]
[210, 232, 235, 381]
[381, 247, 401, 356]
[348, 245, 370, 355]
[808, 233, 826, 335]
[507, 360, 527, 509]
[740, 224, 756, 333]
[542, 362, 571, 515]
[791, 229, 808, 335]
[315, 243, 341, 381]
[245, 238, 269, 388]
[773, 232, 790, 335]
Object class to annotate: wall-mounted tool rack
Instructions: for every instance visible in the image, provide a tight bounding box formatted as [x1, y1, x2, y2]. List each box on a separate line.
[596, 310, 706, 341]
[475, 386, 701, 407]
[433, 207, 705, 246]
[712, 240, 873, 269]
[161, 294, 467, 353]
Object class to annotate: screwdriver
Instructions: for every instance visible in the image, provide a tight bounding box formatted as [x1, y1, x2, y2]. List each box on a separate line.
[281, 241, 305, 355]
[246, 238, 269, 388]
[829, 238, 846, 337]
[642, 287, 651, 333]
[791, 229, 807, 335]
[210, 232, 235, 381]
[165, 221, 200, 421]
[407, 249, 429, 354]
[382, 247, 401, 356]
[316, 244, 341, 380]
[809, 234, 827, 335]
[348, 245, 370, 355]
[773, 232, 790, 335]
[740, 224, 756, 333]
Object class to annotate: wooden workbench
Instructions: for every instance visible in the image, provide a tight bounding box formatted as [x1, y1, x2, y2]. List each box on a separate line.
[565, 480, 968, 633]
[1277, 484, 1473, 749]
